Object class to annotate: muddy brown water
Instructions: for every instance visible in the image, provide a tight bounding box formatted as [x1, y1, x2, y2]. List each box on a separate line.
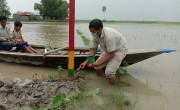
[0, 22, 180, 110]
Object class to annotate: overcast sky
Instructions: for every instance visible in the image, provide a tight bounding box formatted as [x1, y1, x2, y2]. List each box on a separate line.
[6, 0, 180, 22]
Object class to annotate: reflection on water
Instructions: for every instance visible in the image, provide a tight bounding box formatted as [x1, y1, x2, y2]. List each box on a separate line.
[2, 22, 180, 110]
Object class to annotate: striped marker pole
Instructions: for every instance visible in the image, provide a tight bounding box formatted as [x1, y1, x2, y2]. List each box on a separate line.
[68, 0, 75, 77]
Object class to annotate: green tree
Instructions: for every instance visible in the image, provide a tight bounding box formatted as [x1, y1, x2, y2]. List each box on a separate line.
[102, 5, 106, 21]
[0, 0, 11, 17]
[29, 14, 36, 21]
[55, 1, 68, 20]
[34, 0, 68, 20]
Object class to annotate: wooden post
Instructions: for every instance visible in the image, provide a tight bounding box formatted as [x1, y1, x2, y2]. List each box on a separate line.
[68, 0, 75, 77]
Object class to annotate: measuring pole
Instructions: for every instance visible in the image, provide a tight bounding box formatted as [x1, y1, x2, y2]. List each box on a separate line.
[68, 0, 75, 77]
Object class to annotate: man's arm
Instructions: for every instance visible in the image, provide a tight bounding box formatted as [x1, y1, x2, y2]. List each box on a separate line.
[83, 37, 98, 65]
[94, 35, 116, 66]
[6, 27, 11, 39]
[90, 48, 97, 56]
[20, 31, 28, 43]
[0, 39, 9, 42]
[9, 37, 16, 43]
[79, 37, 99, 69]
[83, 47, 97, 65]
[95, 51, 115, 66]
[0, 27, 8, 42]
[8, 30, 16, 43]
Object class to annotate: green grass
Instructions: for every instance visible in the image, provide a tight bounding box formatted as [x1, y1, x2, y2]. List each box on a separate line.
[76, 29, 83, 35]
[90, 93, 133, 110]
[72, 91, 85, 102]
[76, 29, 91, 46]
[33, 65, 87, 110]
[47, 66, 65, 81]
[116, 61, 129, 77]
[75, 20, 180, 25]
[81, 35, 91, 46]
[33, 64, 135, 110]
[10, 19, 180, 25]
[48, 66, 87, 82]
[117, 80, 131, 87]
[33, 93, 69, 110]
[113, 93, 133, 110]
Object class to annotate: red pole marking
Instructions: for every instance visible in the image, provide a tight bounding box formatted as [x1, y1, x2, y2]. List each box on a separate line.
[69, 0, 75, 51]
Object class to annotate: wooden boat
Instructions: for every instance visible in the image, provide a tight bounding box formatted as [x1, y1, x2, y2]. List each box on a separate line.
[0, 45, 176, 68]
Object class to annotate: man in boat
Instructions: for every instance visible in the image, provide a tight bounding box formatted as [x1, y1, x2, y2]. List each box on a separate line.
[0, 16, 15, 51]
[11, 21, 40, 54]
[79, 19, 128, 85]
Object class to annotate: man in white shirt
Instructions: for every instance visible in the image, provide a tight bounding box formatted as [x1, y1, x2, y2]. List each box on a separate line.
[0, 16, 14, 51]
[79, 19, 128, 85]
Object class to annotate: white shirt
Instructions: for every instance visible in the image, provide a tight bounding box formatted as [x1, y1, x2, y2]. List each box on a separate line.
[92, 27, 128, 53]
[0, 25, 11, 40]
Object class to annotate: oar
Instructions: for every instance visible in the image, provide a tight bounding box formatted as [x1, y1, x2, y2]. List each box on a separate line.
[43, 47, 66, 58]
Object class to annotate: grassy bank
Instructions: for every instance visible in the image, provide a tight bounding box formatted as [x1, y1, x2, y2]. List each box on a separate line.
[76, 20, 180, 25]
[9, 19, 180, 25]
[31, 66, 134, 110]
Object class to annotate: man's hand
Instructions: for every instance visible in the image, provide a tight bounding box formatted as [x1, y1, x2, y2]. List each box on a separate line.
[13, 41, 17, 46]
[79, 62, 87, 69]
[0, 39, 9, 42]
[23, 41, 28, 44]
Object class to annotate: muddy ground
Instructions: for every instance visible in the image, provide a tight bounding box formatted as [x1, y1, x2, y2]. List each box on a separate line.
[0, 79, 81, 110]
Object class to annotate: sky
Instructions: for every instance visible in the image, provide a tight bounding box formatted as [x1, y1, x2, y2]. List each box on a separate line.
[6, 0, 180, 22]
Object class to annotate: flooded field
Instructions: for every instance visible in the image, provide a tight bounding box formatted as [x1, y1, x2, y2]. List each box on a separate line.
[1, 22, 180, 110]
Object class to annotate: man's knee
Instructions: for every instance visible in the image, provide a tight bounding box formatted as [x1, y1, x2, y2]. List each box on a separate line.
[94, 66, 100, 70]
[0, 42, 13, 51]
[94, 63, 106, 70]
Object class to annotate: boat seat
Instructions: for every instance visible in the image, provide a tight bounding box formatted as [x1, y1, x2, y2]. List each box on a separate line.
[60, 51, 68, 55]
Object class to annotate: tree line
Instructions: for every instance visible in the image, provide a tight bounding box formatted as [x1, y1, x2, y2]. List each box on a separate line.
[0, 0, 11, 17]
[0, 0, 68, 20]
[34, 0, 69, 20]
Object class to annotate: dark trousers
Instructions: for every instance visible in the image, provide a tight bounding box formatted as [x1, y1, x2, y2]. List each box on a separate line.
[0, 41, 14, 51]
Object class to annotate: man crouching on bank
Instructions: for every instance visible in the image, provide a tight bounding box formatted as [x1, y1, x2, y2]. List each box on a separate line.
[79, 19, 128, 85]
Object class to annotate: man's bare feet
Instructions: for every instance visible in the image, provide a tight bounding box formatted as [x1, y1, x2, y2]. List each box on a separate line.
[108, 77, 116, 85]
[108, 74, 116, 85]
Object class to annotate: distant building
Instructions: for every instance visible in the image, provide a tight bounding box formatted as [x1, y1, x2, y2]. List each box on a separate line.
[13, 11, 42, 21]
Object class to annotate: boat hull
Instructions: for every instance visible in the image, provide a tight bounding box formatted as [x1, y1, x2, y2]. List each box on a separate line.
[0, 49, 162, 68]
